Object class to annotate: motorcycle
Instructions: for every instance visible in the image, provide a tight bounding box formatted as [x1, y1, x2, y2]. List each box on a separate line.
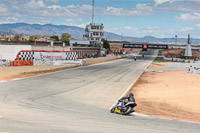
[110, 99, 137, 115]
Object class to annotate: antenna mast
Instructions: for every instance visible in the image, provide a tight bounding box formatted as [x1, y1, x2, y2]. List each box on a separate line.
[92, 0, 94, 23]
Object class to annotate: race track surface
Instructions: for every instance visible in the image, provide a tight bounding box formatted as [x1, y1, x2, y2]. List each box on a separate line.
[0, 51, 200, 133]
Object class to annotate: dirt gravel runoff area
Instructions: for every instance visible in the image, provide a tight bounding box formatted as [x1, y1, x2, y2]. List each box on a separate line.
[131, 63, 200, 122]
[0, 65, 78, 81]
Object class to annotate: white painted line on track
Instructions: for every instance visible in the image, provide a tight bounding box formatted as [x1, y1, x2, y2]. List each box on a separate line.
[109, 70, 144, 110]
[134, 112, 153, 118]
[158, 116, 200, 124]
[134, 112, 200, 124]
[11, 78, 21, 81]
[0, 78, 23, 83]
[1, 80, 9, 83]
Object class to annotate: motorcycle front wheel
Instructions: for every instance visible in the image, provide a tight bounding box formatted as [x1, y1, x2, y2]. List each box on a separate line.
[110, 107, 115, 113]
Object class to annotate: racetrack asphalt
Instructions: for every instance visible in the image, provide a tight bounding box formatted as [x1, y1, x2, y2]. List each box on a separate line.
[0, 50, 200, 133]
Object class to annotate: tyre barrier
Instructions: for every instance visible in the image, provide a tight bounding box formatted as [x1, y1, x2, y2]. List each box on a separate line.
[10, 60, 33, 67]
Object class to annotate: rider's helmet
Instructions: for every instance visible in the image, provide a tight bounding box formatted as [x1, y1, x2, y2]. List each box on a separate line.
[129, 93, 134, 97]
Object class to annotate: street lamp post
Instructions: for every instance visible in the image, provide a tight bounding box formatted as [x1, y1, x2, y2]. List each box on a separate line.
[175, 35, 177, 44]
[175, 35, 177, 58]
[8, 28, 11, 42]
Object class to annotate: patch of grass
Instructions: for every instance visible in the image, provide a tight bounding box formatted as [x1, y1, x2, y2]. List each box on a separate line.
[139, 50, 144, 55]
[153, 57, 169, 63]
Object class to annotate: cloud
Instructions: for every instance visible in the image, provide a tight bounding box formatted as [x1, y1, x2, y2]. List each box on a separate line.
[155, 0, 200, 13]
[24, 0, 46, 10]
[147, 26, 160, 30]
[48, 5, 61, 10]
[66, 18, 83, 22]
[136, 3, 153, 11]
[106, 26, 162, 37]
[176, 13, 200, 21]
[67, 22, 90, 28]
[0, 4, 11, 16]
[3, 0, 200, 22]
[180, 27, 194, 31]
[0, 4, 8, 13]
[0, 17, 19, 24]
[13, 1, 92, 18]
[66, 19, 74, 22]
[104, 0, 200, 17]
[45, 0, 60, 3]
[105, 6, 153, 17]
[154, 0, 172, 6]
[195, 24, 200, 28]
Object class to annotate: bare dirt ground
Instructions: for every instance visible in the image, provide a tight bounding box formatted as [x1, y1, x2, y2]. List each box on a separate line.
[131, 63, 200, 122]
[0, 66, 76, 81]
[147, 63, 166, 69]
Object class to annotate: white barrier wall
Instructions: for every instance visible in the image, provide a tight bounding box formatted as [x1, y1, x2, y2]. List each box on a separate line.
[0, 45, 32, 60]
[164, 57, 200, 63]
[16, 50, 78, 61]
[0, 60, 10, 66]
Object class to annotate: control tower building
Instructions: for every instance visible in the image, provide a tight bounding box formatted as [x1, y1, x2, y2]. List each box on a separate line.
[83, 23, 104, 47]
[83, 0, 104, 47]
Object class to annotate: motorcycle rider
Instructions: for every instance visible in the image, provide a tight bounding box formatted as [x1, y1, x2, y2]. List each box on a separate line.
[134, 56, 137, 61]
[119, 93, 136, 111]
[110, 93, 137, 114]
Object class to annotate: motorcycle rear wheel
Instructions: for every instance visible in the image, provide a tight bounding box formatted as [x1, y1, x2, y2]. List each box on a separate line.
[110, 107, 115, 113]
[122, 106, 132, 115]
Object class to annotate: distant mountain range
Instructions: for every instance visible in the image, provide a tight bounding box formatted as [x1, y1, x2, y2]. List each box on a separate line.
[0, 23, 200, 45]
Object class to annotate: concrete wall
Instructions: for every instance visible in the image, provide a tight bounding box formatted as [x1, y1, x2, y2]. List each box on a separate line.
[32, 46, 71, 51]
[0, 45, 32, 60]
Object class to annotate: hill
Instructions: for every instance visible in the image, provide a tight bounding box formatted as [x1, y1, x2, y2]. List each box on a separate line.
[0, 23, 199, 44]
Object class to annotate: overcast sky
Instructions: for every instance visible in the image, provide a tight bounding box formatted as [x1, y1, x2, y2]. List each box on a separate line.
[1, 0, 200, 38]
